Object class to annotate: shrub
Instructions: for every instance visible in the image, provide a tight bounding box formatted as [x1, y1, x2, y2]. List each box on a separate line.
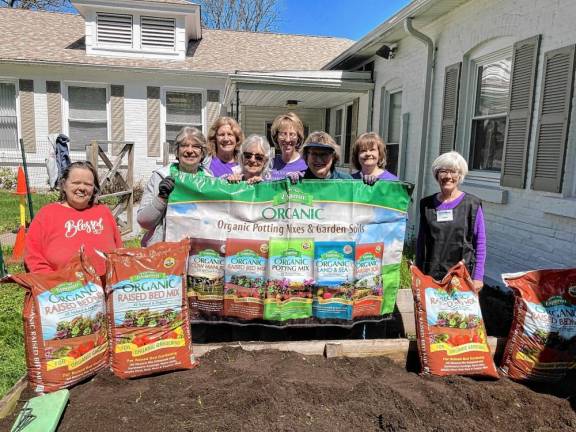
[0, 168, 17, 191]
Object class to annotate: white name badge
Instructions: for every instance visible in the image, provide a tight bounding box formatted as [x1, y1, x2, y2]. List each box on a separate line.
[436, 209, 454, 222]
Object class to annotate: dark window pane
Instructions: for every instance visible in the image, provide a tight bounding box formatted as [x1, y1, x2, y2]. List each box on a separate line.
[475, 58, 511, 116]
[166, 92, 202, 124]
[386, 143, 399, 175]
[387, 91, 402, 143]
[344, 105, 353, 164]
[69, 121, 108, 151]
[69, 87, 107, 120]
[470, 117, 506, 171]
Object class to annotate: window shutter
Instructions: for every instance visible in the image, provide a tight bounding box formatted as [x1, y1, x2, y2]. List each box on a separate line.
[501, 35, 541, 188]
[97, 13, 133, 46]
[439, 62, 461, 154]
[531, 45, 575, 193]
[46, 81, 61, 135]
[18, 79, 36, 153]
[205, 90, 221, 131]
[141, 16, 175, 49]
[111, 85, 125, 155]
[147, 87, 161, 157]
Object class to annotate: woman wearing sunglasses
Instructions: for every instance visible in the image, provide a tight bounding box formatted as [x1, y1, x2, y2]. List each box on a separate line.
[226, 134, 275, 184]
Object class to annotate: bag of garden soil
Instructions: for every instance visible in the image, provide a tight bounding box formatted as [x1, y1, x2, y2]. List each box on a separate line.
[106, 239, 195, 379]
[7, 252, 107, 393]
[501, 268, 576, 382]
[411, 262, 498, 378]
[223, 238, 268, 320]
[313, 241, 354, 320]
[352, 243, 384, 319]
[265, 238, 314, 321]
[188, 238, 225, 320]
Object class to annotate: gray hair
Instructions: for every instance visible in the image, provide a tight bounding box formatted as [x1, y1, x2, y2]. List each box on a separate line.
[174, 126, 207, 162]
[238, 134, 275, 178]
[431, 151, 468, 184]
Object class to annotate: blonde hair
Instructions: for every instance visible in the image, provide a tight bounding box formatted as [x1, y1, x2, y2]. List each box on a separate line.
[270, 112, 305, 148]
[207, 116, 244, 158]
[431, 151, 469, 184]
[351, 132, 387, 171]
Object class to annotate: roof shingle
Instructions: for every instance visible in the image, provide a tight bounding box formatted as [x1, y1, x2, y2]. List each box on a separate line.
[0, 8, 354, 73]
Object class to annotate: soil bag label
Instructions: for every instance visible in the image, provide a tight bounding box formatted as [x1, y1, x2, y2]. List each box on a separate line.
[313, 241, 354, 320]
[501, 268, 576, 382]
[188, 238, 225, 319]
[352, 243, 384, 318]
[265, 238, 314, 321]
[223, 238, 268, 320]
[7, 253, 107, 393]
[411, 262, 498, 378]
[106, 239, 195, 379]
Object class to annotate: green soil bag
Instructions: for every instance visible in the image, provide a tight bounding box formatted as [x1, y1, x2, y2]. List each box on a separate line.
[11, 389, 69, 432]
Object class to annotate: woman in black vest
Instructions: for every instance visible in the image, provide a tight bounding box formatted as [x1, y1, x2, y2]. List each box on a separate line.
[415, 151, 486, 289]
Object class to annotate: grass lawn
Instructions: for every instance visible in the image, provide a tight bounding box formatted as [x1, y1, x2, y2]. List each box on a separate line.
[0, 190, 58, 234]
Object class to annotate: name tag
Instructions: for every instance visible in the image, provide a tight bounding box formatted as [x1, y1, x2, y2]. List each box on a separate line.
[436, 209, 453, 222]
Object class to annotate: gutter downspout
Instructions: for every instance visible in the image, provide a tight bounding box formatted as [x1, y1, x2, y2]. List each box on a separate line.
[404, 17, 434, 239]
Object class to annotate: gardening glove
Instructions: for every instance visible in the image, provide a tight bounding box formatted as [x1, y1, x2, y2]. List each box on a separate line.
[287, 171, 304, 184]
[362, 174, 378, 186]
[158, 176, 175, 200]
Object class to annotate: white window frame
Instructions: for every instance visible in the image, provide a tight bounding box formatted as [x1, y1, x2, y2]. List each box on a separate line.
[0, 78, 21, 157]
[63, 82, 111, 155]
[160, 86, 206, 161]
[383, 88, 403, 176]
[459, 44, 513, 185]
[330, 101, 354, 166]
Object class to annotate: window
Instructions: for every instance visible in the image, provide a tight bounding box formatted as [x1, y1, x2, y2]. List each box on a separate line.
[386, 91, 402, 175]
[0, 82, 18, 150]
[97, 13, 133, 46]
[469, 57, 511, 171]
[141, 16, 175, 49]
[67, 86, 108, 151]
[165, 91, 202, 152]
[334, 108, 343, 145]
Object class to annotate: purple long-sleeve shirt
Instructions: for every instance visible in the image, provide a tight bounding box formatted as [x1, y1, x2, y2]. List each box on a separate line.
[416, 192, 486, 281]
[351, 170, 398, 181]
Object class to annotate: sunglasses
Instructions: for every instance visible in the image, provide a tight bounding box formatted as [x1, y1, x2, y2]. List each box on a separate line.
[243, 152, 266, 162]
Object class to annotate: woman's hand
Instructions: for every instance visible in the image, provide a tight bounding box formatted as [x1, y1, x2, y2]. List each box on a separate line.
[247, 176, 263, 184]
[473, 279, 484, 291]
[362, 174, 378, 186]
[226, 173, 243, 183]
[287, 171, 303, 184]
[158, 176, 175, 199]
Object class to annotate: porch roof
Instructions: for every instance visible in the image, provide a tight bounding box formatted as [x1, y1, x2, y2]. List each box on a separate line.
[223, 70, 374, 109]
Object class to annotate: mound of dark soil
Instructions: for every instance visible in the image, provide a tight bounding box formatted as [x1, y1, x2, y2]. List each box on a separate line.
[3, 346, 575, 432]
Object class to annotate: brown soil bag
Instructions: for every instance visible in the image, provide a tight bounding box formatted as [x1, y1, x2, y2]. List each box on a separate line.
[106, 239, 196, 379]
[411, 262, 499, 378]
[501, 268, 576, 382]
[7, 252, 107, 393]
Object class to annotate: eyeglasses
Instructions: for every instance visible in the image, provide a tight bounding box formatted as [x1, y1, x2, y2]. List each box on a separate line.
[243, 152, 266, 162]
[277, 131, 298, 139]
[179, 143, 203, 151]
[437, 168, 459, 176]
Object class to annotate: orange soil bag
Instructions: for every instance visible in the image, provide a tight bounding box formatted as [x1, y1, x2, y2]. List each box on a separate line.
[410, 262, 498, 378]
[106, 239, 196, 379]
[501, 269, 576, 382]
[7, 253, 107, 393]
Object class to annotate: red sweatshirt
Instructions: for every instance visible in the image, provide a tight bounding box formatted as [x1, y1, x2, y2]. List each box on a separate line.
[25, 202, 122, 276]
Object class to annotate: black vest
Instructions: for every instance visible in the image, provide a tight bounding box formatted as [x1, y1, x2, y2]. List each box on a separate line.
[420, 193, 481, 280]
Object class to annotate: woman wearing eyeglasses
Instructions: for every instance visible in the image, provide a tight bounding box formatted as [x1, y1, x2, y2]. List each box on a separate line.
[226, 135, 274, 184]
[138, 126, 212, 246]
[269, 112, 307, 180]
[415, 151, 486, 289]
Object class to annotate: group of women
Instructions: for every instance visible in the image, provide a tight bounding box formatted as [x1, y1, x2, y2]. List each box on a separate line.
[23, 112, 485, 292]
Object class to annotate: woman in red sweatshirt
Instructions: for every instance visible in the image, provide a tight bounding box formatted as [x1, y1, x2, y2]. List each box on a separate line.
[25, 161, 122, 276]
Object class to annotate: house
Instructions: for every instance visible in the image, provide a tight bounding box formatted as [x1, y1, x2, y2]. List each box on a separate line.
[0, 0, 362, 189]
[325, 0, 576, 284]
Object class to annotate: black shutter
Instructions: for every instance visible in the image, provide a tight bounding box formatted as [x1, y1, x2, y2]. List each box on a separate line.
[501, 35, 541, 188]
[439, 62, 461, 154]
[531, 45, 575, 193]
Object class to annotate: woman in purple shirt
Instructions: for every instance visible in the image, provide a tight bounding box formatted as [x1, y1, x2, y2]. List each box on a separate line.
[205, 117, 244, 177]
[416, 151, 486, 290]
[269, 112, 307, 180]
[350, 132, 398, 183]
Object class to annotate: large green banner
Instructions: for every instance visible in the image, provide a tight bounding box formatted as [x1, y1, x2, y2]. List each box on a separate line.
[165, 172, 412, 326]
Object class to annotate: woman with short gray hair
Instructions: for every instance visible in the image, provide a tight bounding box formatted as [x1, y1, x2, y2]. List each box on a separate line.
[415, 151, 486, 289]
[226, 134, 274, 184]
[137, 126, 213, 246]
